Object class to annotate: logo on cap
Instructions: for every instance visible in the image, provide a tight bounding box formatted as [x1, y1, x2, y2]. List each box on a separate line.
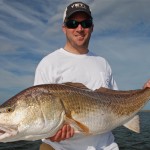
[71, 3, 87, 9]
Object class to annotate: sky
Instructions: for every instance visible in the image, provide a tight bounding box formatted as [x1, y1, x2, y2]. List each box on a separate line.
[0, 0, 150, 110]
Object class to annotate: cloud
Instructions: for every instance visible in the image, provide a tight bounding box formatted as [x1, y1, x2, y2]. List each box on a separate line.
[92, 0, 150, 36]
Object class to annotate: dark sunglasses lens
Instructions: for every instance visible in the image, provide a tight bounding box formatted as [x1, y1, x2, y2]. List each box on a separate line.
[65, 20, 92, 29]
[81, 20, 92, 28]
[65, 20, 78, 28]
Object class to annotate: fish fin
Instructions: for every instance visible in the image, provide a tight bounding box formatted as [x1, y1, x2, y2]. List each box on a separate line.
[94, 87, 121, 93]
[123, 115, 140, 133]
[94, 87, 110, 92]
[63, 82, 90, 90]
[95, 87, 141, 96]
[65, 112, 89, 134]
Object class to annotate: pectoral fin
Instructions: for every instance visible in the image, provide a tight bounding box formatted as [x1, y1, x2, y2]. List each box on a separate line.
[123, 115, 140, 133]
[65, 112, 89, 134]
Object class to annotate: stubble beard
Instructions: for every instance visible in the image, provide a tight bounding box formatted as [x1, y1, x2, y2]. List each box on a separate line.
[66, 34, 90, 52]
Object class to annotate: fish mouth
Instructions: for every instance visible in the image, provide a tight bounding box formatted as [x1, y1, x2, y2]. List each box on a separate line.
[0, 125, 18, 141]
[0, 130, 5, 135]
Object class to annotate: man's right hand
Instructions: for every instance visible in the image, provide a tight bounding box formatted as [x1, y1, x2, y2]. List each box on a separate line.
[47, 124, 74, 142]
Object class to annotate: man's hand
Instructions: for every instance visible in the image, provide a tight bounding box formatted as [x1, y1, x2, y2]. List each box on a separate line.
[47, 124, 74, 142]
[143, 79, 150, 89]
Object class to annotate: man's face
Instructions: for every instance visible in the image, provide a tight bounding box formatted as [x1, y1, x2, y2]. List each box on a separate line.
[62, 12, 93, 51]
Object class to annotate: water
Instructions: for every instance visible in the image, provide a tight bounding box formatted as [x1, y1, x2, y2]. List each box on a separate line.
[0, 140, 41, 150]
[0, 112, 149, 150]
[113, 112, 150, 150]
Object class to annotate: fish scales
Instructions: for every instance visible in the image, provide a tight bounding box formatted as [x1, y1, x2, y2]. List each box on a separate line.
[44, 84, 150, 116]
[0, 83, 150, 142]
[35, 84, 150, 133]
[23, 85, 150, 128]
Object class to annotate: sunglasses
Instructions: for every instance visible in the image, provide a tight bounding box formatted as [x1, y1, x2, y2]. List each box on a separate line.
[64, 19, 93, 29]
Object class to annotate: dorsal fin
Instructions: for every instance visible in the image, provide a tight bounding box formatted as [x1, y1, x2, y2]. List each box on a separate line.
[95, 87, 111, 92]
[63, 82, 90, 90]
[95, 87, 141, 96]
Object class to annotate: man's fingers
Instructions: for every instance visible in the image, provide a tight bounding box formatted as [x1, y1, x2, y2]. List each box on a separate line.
[61, 124, 68, 139]
[47, 124, 75, 142]
[66, 125, 74, 138]
[49, 130, 62, 142]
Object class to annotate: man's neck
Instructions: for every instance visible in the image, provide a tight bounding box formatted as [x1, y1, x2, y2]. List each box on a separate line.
[64, 45, 89, 55]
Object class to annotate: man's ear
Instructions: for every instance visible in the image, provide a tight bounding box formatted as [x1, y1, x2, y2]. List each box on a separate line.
[62, 25, 66, 34]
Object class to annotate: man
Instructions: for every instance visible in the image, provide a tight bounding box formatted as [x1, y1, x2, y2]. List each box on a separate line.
[34, 2, 150, 150]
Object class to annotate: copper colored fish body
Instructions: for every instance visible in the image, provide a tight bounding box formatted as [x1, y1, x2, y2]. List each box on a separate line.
[0, 83, 149, 142]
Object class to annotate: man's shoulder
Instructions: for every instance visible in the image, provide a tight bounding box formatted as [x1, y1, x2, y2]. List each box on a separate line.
[44, 48, 63, 58]
[41, 48, 63, 62]
[88, 51, 107, 63]
[36, 48, 63, 68]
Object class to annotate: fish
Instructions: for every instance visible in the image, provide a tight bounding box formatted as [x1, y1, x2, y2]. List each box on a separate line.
[0, 82, 149, 143]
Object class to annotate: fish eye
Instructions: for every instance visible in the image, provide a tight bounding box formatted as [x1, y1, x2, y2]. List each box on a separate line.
[6, 107, 13, 113]
[0, 107, 14, 113]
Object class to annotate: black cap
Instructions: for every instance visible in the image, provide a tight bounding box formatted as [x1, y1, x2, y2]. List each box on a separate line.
[63, 2, 92, 22]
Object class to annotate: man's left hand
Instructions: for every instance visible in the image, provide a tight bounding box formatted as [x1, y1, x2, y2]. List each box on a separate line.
[143, 79, 150, 89]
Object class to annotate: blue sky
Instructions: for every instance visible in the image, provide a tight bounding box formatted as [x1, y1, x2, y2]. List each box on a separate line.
[0, 0, 150, 110]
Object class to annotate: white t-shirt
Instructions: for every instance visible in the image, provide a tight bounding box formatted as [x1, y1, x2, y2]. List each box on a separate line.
[34, 48, 119, 150]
